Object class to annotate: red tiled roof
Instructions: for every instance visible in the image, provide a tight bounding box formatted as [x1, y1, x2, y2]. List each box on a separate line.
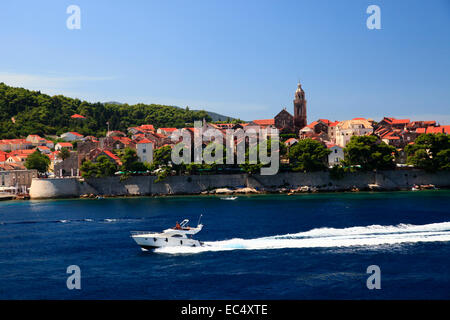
[57, 142, 73, 147]
[68, 132, 83, 137]
[184, 127, 200, 133]
[416, 128, 426, 134]
[252, 119, 275, 126]
[0, 139, 30, 145]
[307, 121, 319, 128]
[8, 149, 37, 156]
[112, 136, 132, 144]
[381, 117, 394, 124]
[7, 155, 27, 162]
[137, 138, 153, 144]
[102, 150, 120, 160]
[159, 128, 178, 132]
[391, 119, 410, 125]
[152, 133, 166, 139]
[425, 126, 450, 134]
[140, 124, 155, 131]
[328, 121, 340, 127]
[0, 162, 26, 170]
[284, 138, 298, 146]
[71, 114, 86, 119]
[381, 117, 409, 125]
[442, 125, 450, 134]
[318, 119, 331, 125]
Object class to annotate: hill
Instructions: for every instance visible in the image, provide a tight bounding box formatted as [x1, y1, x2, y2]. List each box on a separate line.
[194, 110, 237, 122]
[0, 83, 221, 139]
[105, 101, 236, 122]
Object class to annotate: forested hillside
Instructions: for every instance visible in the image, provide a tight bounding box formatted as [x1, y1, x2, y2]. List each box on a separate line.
[0, 83, 212, 138]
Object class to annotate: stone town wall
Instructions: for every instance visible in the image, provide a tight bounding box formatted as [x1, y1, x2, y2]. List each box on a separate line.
[29, 170, 450, 199]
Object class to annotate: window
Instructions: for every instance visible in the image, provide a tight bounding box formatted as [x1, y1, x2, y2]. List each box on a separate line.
[334, 149, 337, 153]
[172, 234, 183, 238]
[143, 149, 146, 153]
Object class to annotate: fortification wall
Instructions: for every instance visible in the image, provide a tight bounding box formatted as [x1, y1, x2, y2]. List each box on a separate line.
[29, 178, 96, 199]
[29, 170, 450, 199]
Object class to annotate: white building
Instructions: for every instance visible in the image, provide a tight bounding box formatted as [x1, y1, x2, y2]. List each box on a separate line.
[55, 142, 74, 151]
[0, 169, 38, 193]
[299, 126, 313, 138]
[26, 134, 44, 144]
[0, 139, 33, 152]
[284, 138, 298, 147]
[335, 118, 373, 147]
[136, 139, 154, 163]
[60, 132, 84, 142]
[6, 156, 27, 164]
[36, 146, 51, 154]
[327, 144, 344, 167]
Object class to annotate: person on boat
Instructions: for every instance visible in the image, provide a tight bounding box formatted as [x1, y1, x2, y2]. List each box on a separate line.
[175, 222, 181, 230]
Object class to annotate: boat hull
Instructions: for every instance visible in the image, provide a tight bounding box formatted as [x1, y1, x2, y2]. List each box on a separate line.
[132, 235, 202, 251]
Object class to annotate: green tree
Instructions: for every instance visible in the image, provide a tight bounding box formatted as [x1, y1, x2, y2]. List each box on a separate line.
[120, 148, 147, 172]
[288, 139, 330, 172]
[80, 160, 98, 178]
[0, 82, 212, 139]
[152, 145, 173, 167]
[80, 155, 117, 178]
[405, 133, 450, 172]
[24, 150, 50, 173]
[343, 135, 396, 171]
[237, 138, 282, 174]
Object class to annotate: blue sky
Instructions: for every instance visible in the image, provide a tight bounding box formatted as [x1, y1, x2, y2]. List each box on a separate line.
[0, 0, 449, 123]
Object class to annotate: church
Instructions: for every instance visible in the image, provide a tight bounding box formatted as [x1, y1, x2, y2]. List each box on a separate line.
[274, 82, 307, 134]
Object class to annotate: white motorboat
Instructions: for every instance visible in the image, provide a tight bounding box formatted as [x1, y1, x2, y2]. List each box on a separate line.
[220, 196, 237, 200]
[131, 218, 204, 251]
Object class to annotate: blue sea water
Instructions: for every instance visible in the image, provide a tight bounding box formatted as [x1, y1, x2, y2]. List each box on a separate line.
[0, 191, 449, 299]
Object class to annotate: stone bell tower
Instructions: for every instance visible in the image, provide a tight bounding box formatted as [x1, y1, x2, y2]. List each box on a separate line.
[293, 82, 307, 131]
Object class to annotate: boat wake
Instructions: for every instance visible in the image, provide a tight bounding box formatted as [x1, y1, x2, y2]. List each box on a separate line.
[154, 221, 450, 254]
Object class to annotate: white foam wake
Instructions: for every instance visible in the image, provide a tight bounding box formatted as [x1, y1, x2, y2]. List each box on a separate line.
[154, 222, 450, 254]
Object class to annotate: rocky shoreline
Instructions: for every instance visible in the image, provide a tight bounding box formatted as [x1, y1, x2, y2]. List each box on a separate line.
[73, 183, 443, 200]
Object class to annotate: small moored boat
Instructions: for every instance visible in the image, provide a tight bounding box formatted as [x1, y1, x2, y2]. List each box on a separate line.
[220, 196, 237, 200]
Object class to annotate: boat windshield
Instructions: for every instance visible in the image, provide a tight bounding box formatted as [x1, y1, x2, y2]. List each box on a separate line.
[180, 219, 189, 228]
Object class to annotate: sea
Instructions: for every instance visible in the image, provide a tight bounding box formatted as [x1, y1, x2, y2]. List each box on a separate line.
[0, 190, 449, 299]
